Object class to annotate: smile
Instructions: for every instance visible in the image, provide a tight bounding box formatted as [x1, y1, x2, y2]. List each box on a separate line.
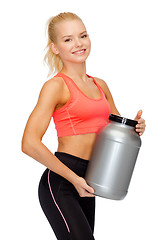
[72, 49, 86, 55]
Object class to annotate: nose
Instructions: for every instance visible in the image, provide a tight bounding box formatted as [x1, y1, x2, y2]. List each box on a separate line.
[74, 37, 82, 48]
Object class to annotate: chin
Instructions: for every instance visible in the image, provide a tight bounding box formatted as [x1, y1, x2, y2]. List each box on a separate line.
[72, 53, 90, 63]
[71, 58, 88, 64]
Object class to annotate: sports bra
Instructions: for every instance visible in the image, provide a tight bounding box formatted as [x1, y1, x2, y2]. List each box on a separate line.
[52, 72, 111, 137]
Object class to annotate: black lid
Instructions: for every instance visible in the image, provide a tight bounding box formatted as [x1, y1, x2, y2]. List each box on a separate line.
[109, 114, 138, 127]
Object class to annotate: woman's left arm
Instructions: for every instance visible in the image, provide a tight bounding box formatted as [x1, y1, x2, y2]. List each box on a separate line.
[94, 77, 146, 136]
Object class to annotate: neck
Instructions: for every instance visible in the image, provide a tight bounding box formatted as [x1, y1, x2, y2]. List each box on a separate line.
[61, 62, 87, 81]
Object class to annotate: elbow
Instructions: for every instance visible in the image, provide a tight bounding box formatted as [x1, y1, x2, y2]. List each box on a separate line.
[21, 135, 35, 156]
[21, 134, 41, 157]
[21, 137, 29, 155]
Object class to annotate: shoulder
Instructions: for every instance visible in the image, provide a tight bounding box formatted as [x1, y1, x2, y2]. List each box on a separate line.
[93, 77, 110, 96]
[38, 76, 66, 105]
[42, 76, 65, 92]
[93, 77, 107, 87]
[40, 76, 66, 98]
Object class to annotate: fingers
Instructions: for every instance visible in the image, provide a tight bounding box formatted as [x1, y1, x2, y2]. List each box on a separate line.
[86, 184, 95, 194]
[134, 109, 143, 121]
[74, 177, 95, 197]
[84, 191, 95, 197]
[135, 118, 146, 136]
[84, 181, 95, 197]
[134, 110, 146, 136]
[79, 187, 95, 197]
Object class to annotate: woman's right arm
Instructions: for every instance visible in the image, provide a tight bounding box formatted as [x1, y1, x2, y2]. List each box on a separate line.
[21, 78, 94, 197]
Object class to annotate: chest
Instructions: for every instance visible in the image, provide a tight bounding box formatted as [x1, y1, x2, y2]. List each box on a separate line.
[55, 79, 102, 111]
[73, 79, 102, 99]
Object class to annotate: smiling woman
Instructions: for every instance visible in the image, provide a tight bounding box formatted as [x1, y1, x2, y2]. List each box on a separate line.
[44, 12, 90, 77]
[50, 19, 91, 67]
[22, 11, 145, 240]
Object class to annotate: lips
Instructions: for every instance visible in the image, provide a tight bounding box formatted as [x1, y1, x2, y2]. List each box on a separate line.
[72, 49, 86, 55]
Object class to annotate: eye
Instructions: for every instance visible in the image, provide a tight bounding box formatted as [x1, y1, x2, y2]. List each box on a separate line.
[64, 38, 71, 42]
[81, 34, 88, 38]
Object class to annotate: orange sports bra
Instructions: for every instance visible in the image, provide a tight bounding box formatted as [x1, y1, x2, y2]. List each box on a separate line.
[52, 72, 111, 137]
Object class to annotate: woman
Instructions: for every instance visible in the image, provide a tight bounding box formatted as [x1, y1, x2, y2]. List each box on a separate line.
[22, 12, 146, 240]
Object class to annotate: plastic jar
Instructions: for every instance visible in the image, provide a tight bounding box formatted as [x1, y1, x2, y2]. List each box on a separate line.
[85, 114, 142, 200]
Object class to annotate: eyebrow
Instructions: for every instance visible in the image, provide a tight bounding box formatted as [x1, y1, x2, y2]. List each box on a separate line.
[62, 31, 87, 39]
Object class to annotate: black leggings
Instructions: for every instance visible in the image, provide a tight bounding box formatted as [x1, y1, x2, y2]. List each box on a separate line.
[38, 152, 95, 240]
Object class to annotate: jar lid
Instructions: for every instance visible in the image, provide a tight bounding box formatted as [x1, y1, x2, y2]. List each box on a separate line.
[109, 114, 138, 127]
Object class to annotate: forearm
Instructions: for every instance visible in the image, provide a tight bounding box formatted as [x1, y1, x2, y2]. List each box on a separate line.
[22, 139, 79, 185]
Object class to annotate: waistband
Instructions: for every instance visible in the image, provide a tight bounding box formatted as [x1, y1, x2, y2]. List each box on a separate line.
[55, 152, 89, 162]
[54, 152, 89, 176]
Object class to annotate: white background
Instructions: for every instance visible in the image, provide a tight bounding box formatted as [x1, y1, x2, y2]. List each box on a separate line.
[1, 0, 164, 239]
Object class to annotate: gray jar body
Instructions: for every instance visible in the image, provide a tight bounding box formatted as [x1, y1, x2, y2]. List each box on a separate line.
[85, 120, 141, 200]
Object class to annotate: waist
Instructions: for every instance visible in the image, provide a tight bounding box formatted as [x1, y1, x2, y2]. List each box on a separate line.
[55, 152, 89, 178]
[57, 133, 97, 160]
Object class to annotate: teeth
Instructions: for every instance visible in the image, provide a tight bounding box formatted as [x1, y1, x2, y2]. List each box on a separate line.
[73, 49, 85, 54]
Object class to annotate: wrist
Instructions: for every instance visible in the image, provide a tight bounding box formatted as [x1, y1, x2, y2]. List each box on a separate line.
[68, 172, 80, 186]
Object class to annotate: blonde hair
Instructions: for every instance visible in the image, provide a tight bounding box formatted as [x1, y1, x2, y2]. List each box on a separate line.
[44, 12, 82, 77]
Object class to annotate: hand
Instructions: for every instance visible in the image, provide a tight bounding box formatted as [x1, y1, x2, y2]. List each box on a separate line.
[73, 177, 95, 197]
[134, 110, 146, 136]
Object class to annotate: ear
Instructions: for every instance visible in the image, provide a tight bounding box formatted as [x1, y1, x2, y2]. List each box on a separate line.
[50, 42, 59, 55]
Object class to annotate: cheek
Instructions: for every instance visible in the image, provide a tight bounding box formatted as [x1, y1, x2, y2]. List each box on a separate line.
[89, 38, 91, 45]
[65, 42, 75, 51]
[86, 39, 91, 52]
[58, 44, 72, 56]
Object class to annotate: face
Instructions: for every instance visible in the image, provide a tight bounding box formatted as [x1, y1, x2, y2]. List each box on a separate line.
[51, 19, 91, 64]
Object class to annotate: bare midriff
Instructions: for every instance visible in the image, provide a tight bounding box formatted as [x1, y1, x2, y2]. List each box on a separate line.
[57, 133, 97, 160]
